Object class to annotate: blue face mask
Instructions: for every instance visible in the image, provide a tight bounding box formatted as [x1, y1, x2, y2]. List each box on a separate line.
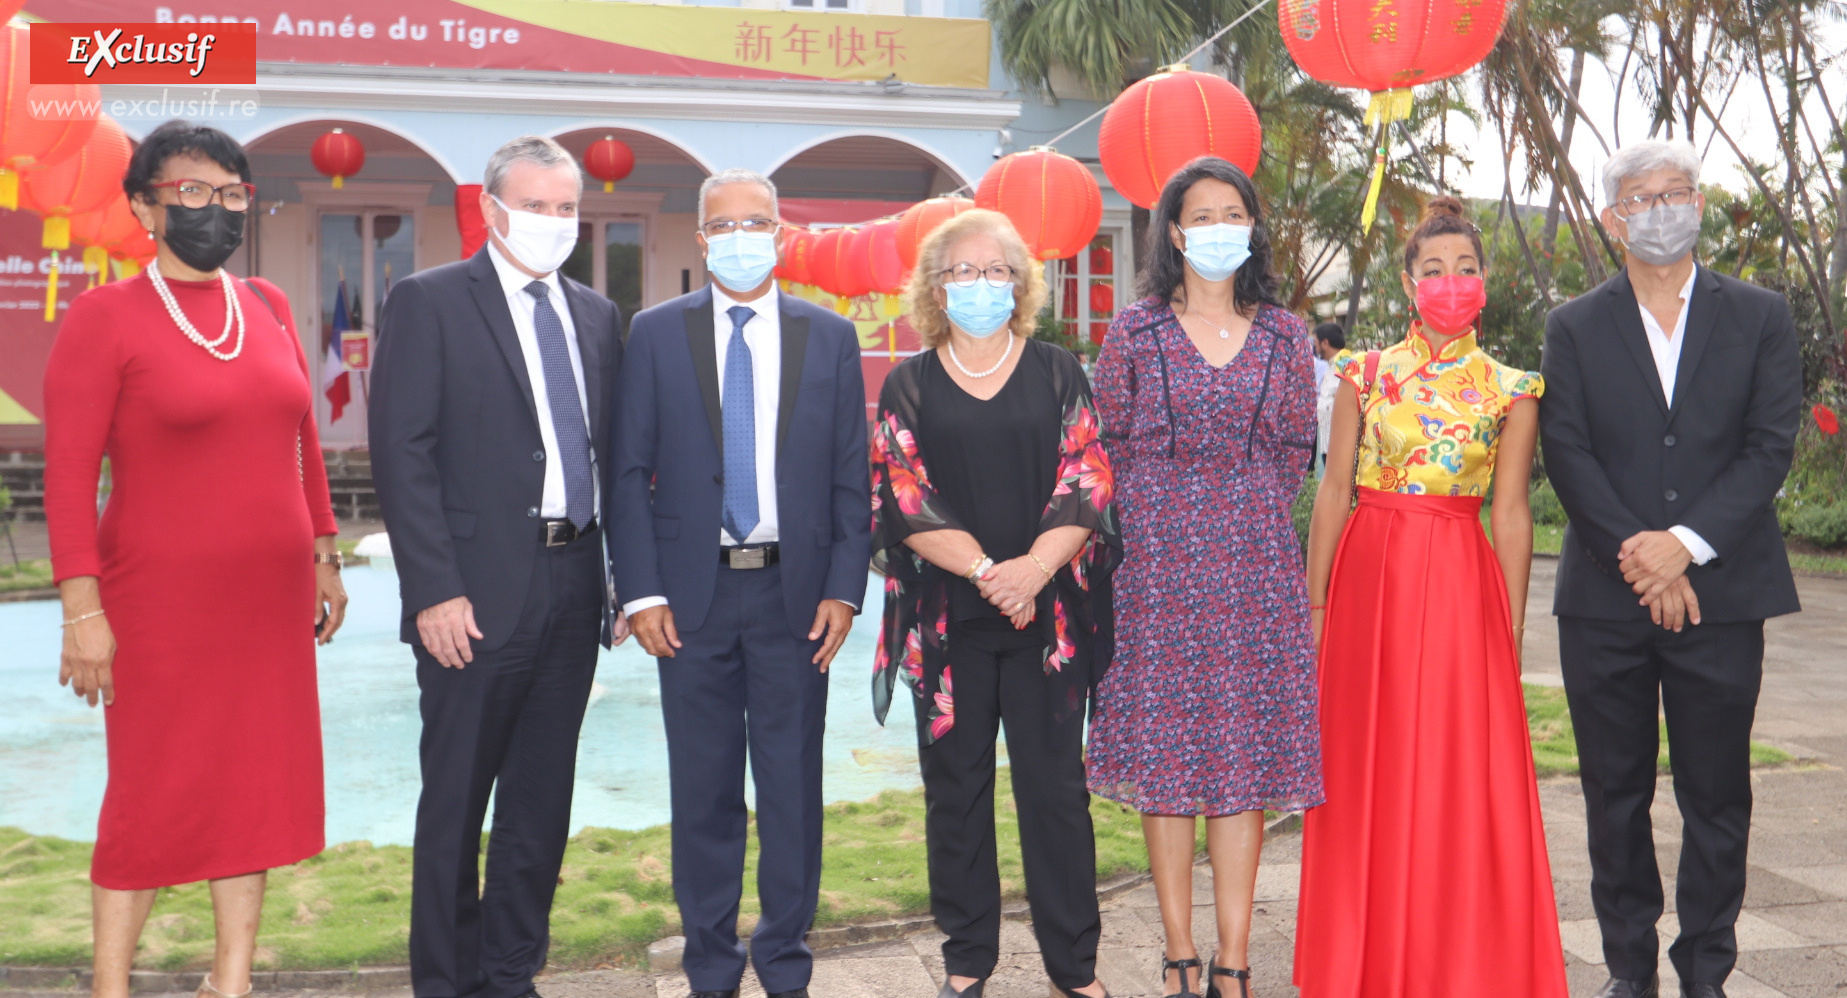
[943, 279, 1016, 338]
[1181, 223, 1253, 282]
[706, 230, 779, 293]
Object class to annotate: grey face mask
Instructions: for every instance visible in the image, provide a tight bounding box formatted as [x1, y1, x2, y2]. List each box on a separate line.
[1620, 202, 1701, 266]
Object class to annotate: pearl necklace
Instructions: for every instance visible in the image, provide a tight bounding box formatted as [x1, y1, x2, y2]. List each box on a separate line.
[947, 332, 1015, 378]
[149, 258, 245, 362]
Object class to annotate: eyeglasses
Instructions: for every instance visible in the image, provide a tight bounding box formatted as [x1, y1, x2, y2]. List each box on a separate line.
[702, 218, 779, 237]
[939, 263, 1016, 288]
[148, 179, 257, 212]
[1612, 186, 1697, 217]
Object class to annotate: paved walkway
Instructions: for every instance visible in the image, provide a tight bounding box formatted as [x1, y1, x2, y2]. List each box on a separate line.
[7, 554, 1844, 998]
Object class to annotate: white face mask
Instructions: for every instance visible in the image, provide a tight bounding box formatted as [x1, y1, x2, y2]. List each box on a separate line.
[490, 194, 578, 275]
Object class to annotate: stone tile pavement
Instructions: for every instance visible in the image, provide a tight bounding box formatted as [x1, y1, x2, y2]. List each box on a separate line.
[7, 561, 1844, 998]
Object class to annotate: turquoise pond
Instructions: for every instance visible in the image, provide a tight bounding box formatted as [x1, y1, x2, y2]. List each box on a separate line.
[0, 565, 939, 846]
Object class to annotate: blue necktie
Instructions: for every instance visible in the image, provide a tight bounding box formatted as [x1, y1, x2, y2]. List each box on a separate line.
[722, 304, 760, 544]
[524, 281, 594, 531]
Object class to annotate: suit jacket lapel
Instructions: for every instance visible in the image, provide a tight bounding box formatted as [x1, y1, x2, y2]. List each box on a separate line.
[777, 302, 810, 456]
[683, 288, 723, 456]
[561, 279, 605, 453]
[1667, 266, 1721, 422]
[1605, 271, 1669, 418]
[467, 249, 539, 427]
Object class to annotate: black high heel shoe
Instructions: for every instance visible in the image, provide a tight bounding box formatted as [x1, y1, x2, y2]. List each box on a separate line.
[1159, 957, 1202, 998]
[1206, 961, 1250, 998]
[937, 978, 985, 998]
[1051, 983, 1111, 998]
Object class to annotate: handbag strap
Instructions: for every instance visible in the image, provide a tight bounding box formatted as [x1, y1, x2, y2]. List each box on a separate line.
[241, 277, 307, 485]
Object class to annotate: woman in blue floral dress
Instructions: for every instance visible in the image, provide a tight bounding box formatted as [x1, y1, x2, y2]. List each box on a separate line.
[1086, 158, 1323, 998]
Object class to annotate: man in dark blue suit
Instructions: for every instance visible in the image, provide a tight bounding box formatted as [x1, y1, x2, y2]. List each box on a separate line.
[611, 169, 871, 998]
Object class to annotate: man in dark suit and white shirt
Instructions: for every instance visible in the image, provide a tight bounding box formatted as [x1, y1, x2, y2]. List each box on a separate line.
[611, 169, 871, 998]
[370, 135, 626, 998]
[1540, 139, 1802, 998]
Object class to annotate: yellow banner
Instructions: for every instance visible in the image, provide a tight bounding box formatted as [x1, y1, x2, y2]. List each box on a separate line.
[452, 0, 991, 89]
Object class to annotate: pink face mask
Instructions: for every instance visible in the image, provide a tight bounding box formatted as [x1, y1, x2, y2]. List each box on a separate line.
[1414, 274, 1488, 336]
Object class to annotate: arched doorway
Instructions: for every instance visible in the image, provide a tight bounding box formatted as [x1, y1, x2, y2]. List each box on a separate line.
[243, 120, 454, 453]
[767, 134, 968, 206]
[550, 127, 710, 328]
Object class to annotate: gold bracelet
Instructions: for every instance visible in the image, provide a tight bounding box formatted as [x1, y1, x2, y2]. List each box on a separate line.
[62, 609, 105, 627]
[1028, 553, 1054, 579]
[966, 555, 993, 582]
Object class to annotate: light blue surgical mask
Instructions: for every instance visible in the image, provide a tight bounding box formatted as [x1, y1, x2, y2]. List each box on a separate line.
[706, 230, 779, 293]
[943, 279, 1016, 338]
[1181, 223, 1253, 282]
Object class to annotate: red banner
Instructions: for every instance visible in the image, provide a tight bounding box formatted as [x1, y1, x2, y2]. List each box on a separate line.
[29, 22, 257, 84]
[0, 213, 90, 451]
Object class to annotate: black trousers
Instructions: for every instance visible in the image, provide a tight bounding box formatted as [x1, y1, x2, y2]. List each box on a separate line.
[409, 531, 605, 998]
[659, 562, 828, 995]
[918, 618, 1100, 989]
[1557, 615, 1765, 986]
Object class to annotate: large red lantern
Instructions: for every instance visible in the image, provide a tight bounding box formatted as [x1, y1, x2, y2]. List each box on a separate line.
[896, 195, 977, 271]
[0, 26, 101, 210]
[311, 128, 366, 189]
[1098, 67, 1263, 209]
[824, 227, 871, 299]
[975, 148, 1101, 261]
[582, 135, 635, 193]
[808, 228, 845, 296]
[1279, 0, 1507, 229]
[776, 227, 817, 285]
[20, 115, 133, 251]
[69, 197, 144, 286]
[848, 218, 907, 295]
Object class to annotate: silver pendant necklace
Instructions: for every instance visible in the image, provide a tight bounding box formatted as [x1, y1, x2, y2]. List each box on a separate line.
[948, 332, 1015, 378]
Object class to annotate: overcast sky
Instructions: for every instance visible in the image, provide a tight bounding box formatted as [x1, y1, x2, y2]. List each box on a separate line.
[1445, 13, 1847, 208]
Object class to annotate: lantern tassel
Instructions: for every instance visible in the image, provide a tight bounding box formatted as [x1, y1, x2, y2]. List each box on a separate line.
[43, 216, 71, 251]
[887, 319, 895, 363]
[603, 181, 614, 193]
[45, 251, 60, 322]
[0, 169, 15, 211]
[333, 175, 345, 189]
[1359, 88, 1416, 233]
[83, 245, 110, 288]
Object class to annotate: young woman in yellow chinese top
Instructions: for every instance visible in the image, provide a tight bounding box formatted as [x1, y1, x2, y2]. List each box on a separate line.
[1293, 197, 1569, 997]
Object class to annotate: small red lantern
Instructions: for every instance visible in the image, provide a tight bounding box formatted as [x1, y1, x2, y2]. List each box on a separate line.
[311, 128, 366, 189]
[1090, 244, 1114, 273]
[776, 227, 817, 286]
[975, 148, 1101, 261]
[825, 227, 871, 299]
[897, 195, 977, 271]
[809, 228, 845, 296]
[1098, 67, 1263, 209]
[849, 218, 907, 295]
[582, 135, 635, 193]
[1089, 281, 1115, 316]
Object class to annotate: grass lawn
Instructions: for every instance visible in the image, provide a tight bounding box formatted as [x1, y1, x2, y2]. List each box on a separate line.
[0, 558, 53, 594]
[0, 692, 1797, 973]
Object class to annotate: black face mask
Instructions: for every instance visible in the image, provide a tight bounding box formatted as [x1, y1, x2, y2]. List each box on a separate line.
[162, 203, 245, 272]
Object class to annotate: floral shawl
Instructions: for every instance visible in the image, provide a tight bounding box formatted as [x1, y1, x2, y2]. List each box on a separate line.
[869, 343, 1120, 745]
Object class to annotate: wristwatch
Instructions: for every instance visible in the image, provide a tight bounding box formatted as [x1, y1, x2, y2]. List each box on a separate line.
[313, 552, 345, 570]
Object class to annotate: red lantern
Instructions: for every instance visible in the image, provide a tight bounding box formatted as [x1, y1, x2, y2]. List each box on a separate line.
[1279, 0, 1507, 229]
[582, 135, 635, 193]
[311, 128, 366, 189]
[848, 218, 907, 295]
[455, 183, 488, 259]
[825, 227, 871, 299]
[809, 228, 845, 296]
[21, 116, 133, 252]
[975, 148, 1102, 261]
[776, 227, 816, 285]
[1089, 281, 1114, 316]
[1090, 244, 1114, 274]
[0, 26, 101, 210]
[115, 224, 156, 269]
[897, 195, 977, 271]
[1098, 68, 1263, 209]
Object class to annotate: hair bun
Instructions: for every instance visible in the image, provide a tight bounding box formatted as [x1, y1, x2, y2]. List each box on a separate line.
[1422, 195, 1467, 221]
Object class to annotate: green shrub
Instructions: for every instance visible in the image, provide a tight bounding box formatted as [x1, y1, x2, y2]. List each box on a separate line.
[1528, 480, 1567, 526]
[1292, 471, 1316, 548]
[1786, 502, 1847, 550]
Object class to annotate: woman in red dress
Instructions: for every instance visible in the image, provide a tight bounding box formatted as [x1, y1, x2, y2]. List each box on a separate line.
[1294, 198, 1568, 997]
[44, 121, 347, 998]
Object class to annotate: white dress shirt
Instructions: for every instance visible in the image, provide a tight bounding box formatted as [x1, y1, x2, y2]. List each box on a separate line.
[1636, 263, 1717, 566]
[486, 242, 597, 520]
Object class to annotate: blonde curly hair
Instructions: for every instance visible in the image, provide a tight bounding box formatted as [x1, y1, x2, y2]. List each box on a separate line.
[901, 208, 1047, 350]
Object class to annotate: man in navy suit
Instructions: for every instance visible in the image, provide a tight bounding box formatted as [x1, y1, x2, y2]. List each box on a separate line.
[611, 169, 871, 998]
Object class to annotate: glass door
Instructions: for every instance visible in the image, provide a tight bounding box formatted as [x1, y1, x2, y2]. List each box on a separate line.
[560, 217, 647, 334]
[317, 211, 416, 444]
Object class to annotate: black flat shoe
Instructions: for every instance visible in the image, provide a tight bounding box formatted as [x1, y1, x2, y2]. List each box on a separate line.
[1160, 957, 1202, 998]
[938, 979, 984, 998]
[1206, 962, 1249, 998]
[767, 991, 809, 998]
[1593, 977, 1659, 998]
[1680, 984, 1725, 998]
[1050, 982, 1111, 998]
[690, 991, 738, 998]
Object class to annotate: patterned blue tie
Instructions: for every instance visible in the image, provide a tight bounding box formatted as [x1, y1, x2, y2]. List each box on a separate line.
[722, 304, 760, 544]
[524, 281, 594, 531]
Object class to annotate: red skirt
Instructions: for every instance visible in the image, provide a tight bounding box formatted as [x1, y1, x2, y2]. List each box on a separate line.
[1294, 488, 1568, 998]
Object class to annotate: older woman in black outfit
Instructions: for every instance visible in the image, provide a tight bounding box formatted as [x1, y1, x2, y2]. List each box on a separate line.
[869, 208, 1119, 998]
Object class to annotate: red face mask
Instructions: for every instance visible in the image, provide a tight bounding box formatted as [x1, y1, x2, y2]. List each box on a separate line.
[1413, 274, 1488, 336]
